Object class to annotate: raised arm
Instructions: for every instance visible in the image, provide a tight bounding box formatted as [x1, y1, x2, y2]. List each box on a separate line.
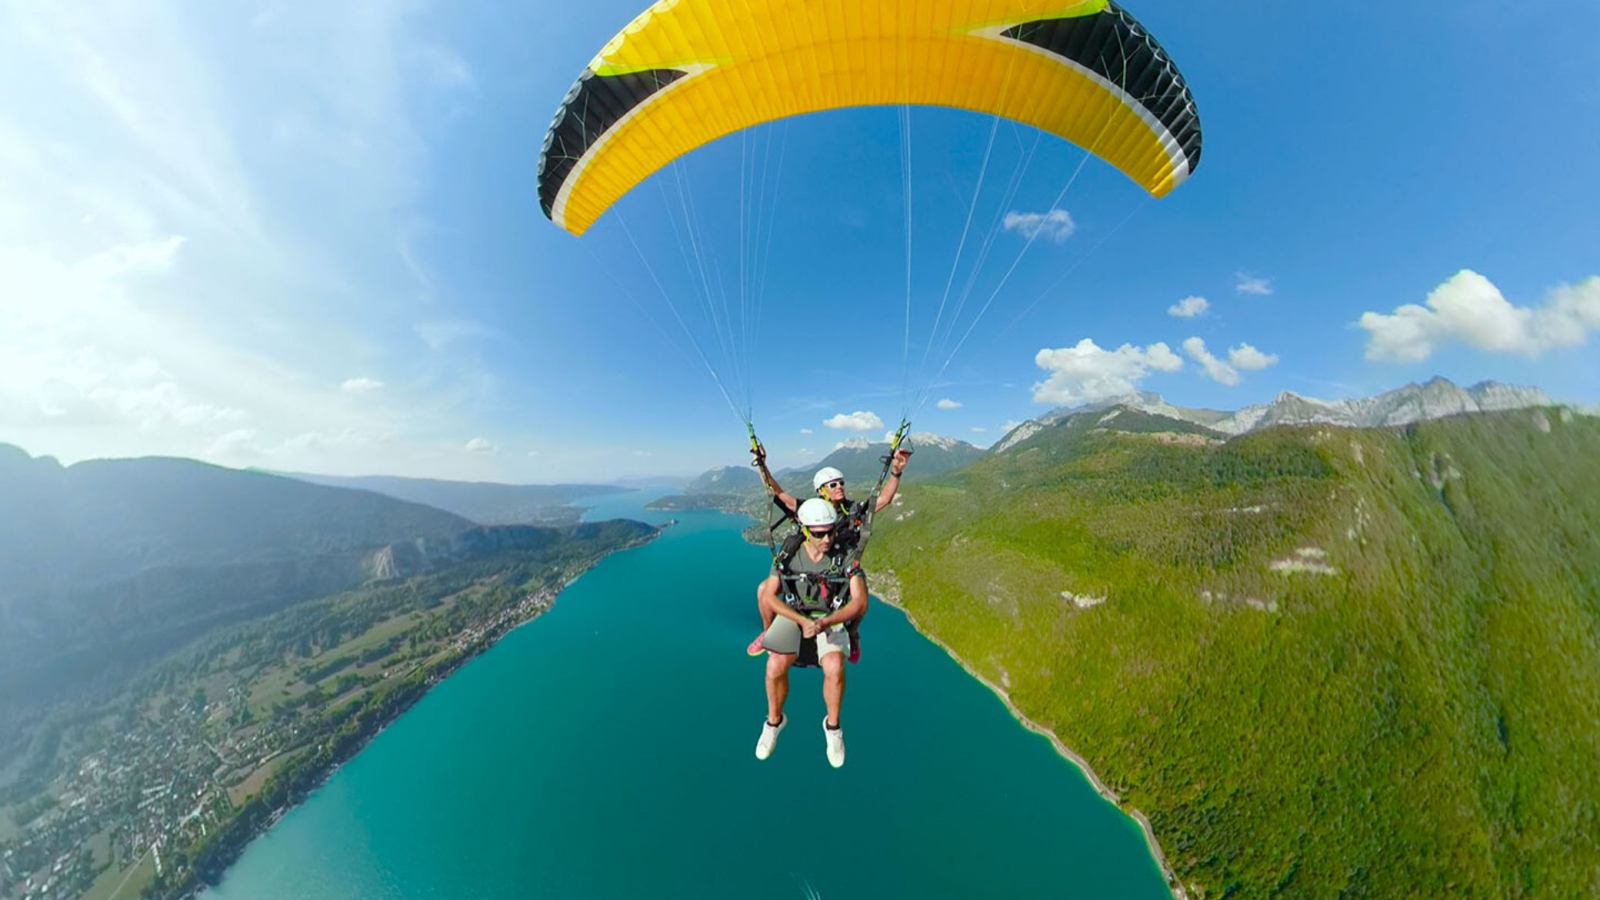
[872, 447, 911, 512]
[751, 442, 799, 513]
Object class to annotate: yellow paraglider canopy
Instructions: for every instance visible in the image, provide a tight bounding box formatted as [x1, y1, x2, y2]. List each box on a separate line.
[538, 0, 1203, 235]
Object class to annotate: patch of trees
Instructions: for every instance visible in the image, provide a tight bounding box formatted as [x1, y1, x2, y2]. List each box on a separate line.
[877, 411, 1600, 899]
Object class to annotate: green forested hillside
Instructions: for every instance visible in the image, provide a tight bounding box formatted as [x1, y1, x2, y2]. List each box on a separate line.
[0, 447, 477, 765]
[872, 407, 1600, 899]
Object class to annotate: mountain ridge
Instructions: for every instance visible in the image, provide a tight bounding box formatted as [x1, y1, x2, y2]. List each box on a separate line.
[995, 377, 1557, 453]
[0, 444, 476, 758]
[777, 432, 985, 487]
[269, 470, 626, 525]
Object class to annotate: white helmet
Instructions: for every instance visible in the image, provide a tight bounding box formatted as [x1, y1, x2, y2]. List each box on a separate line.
[797, 498, 838, 529]
[812, 466, 845, 491]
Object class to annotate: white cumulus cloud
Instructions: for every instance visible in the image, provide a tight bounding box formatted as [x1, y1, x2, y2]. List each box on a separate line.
[1182, 337, 1240, 386]
[465, 437, 497, 453]
[823, 410, 884, 432]
[1358, 270, 1600, 362]
[1032, 339, 1183, 404]
[1235, 273, 1274, 296]
[936, 398, 962, 409]
[1003, 209, 1076, 243]
[1227, 343, 1279, 371]
[1168, 296, 1209, 318]
[341, 377, 384, 394]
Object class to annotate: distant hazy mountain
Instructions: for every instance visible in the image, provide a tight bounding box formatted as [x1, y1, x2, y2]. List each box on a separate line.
[610, 474, 691, 490]
[656, 432, 983, 520]
[0, 444, 475, 745]
[778, 432, 986, 487]
[685, 465, 762, 493]
[369, 519, 659, 581]
[271, 471, 627, 525]
[995, 377, 1555, 452]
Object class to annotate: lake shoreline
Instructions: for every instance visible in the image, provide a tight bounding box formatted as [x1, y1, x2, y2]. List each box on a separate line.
[722, 507, 1184, 897]
[187, 536, 656, 900]
[191, 586, 562, 899]
[871, 569, 1189, 900]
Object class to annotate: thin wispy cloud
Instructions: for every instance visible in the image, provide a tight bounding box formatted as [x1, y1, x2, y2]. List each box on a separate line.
[823, 411, 885, 432]
[798, 427, 813, 434]
[412, 44, 475, 89]
[1235, 273, 1274, 296]
[1003, 209, 1076, 243]
[1182, 337, 1240, 386]
[1359, 270, 1600, 362]
[0, 1, 498, 477]
[1032, 339, 1183, 404]
[341, 377, 384, 394]
[1168, 296, 1209, 318]
[415, 319, 501, 349]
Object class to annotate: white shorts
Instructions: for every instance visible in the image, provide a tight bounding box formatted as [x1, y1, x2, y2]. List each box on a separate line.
[762, 617, 850, 658]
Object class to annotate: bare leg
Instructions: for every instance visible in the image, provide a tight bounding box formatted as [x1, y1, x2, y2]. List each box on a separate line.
[820, 652, 845, 727]
[846, 594, 868, 661]
[765, 652, 794, 724]
[846, 603, 866, 634]
[754, 582, 777, 631]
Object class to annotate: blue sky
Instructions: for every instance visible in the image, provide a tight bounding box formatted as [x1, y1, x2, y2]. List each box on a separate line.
[2, 0, 1596, 481]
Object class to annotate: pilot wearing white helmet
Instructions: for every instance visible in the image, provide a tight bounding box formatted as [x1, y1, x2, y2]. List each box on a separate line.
[745, 442, 910, 663]
[752, 497, 866, 768]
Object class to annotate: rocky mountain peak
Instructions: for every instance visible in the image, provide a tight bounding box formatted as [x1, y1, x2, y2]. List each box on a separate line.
[996, 377, 1556, 451]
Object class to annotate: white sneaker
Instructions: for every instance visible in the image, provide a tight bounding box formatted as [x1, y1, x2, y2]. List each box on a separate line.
[755, 715, 786, 760]
[822, 718, 845, 768]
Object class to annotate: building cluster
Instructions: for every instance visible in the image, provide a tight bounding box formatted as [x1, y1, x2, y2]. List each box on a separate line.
[1, 583, 562, 900]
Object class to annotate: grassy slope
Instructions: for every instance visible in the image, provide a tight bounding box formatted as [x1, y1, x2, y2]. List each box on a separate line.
[872, 408, 1600, 899]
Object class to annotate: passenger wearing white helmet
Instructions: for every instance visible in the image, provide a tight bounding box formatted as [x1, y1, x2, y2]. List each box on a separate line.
[752, 498, 866, 768]
[747, 442, 911, 661]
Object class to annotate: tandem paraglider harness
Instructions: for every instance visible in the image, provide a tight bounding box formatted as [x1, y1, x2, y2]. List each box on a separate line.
[750, 420, 911, 667]
[751, 419, 909, 569]
[770, 530, 858, 669]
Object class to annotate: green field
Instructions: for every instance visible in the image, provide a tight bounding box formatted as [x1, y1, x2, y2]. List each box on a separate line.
[80, 849, 154, 900]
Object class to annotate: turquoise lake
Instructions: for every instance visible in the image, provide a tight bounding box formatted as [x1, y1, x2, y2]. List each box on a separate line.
[209, 492, 1170, 899]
